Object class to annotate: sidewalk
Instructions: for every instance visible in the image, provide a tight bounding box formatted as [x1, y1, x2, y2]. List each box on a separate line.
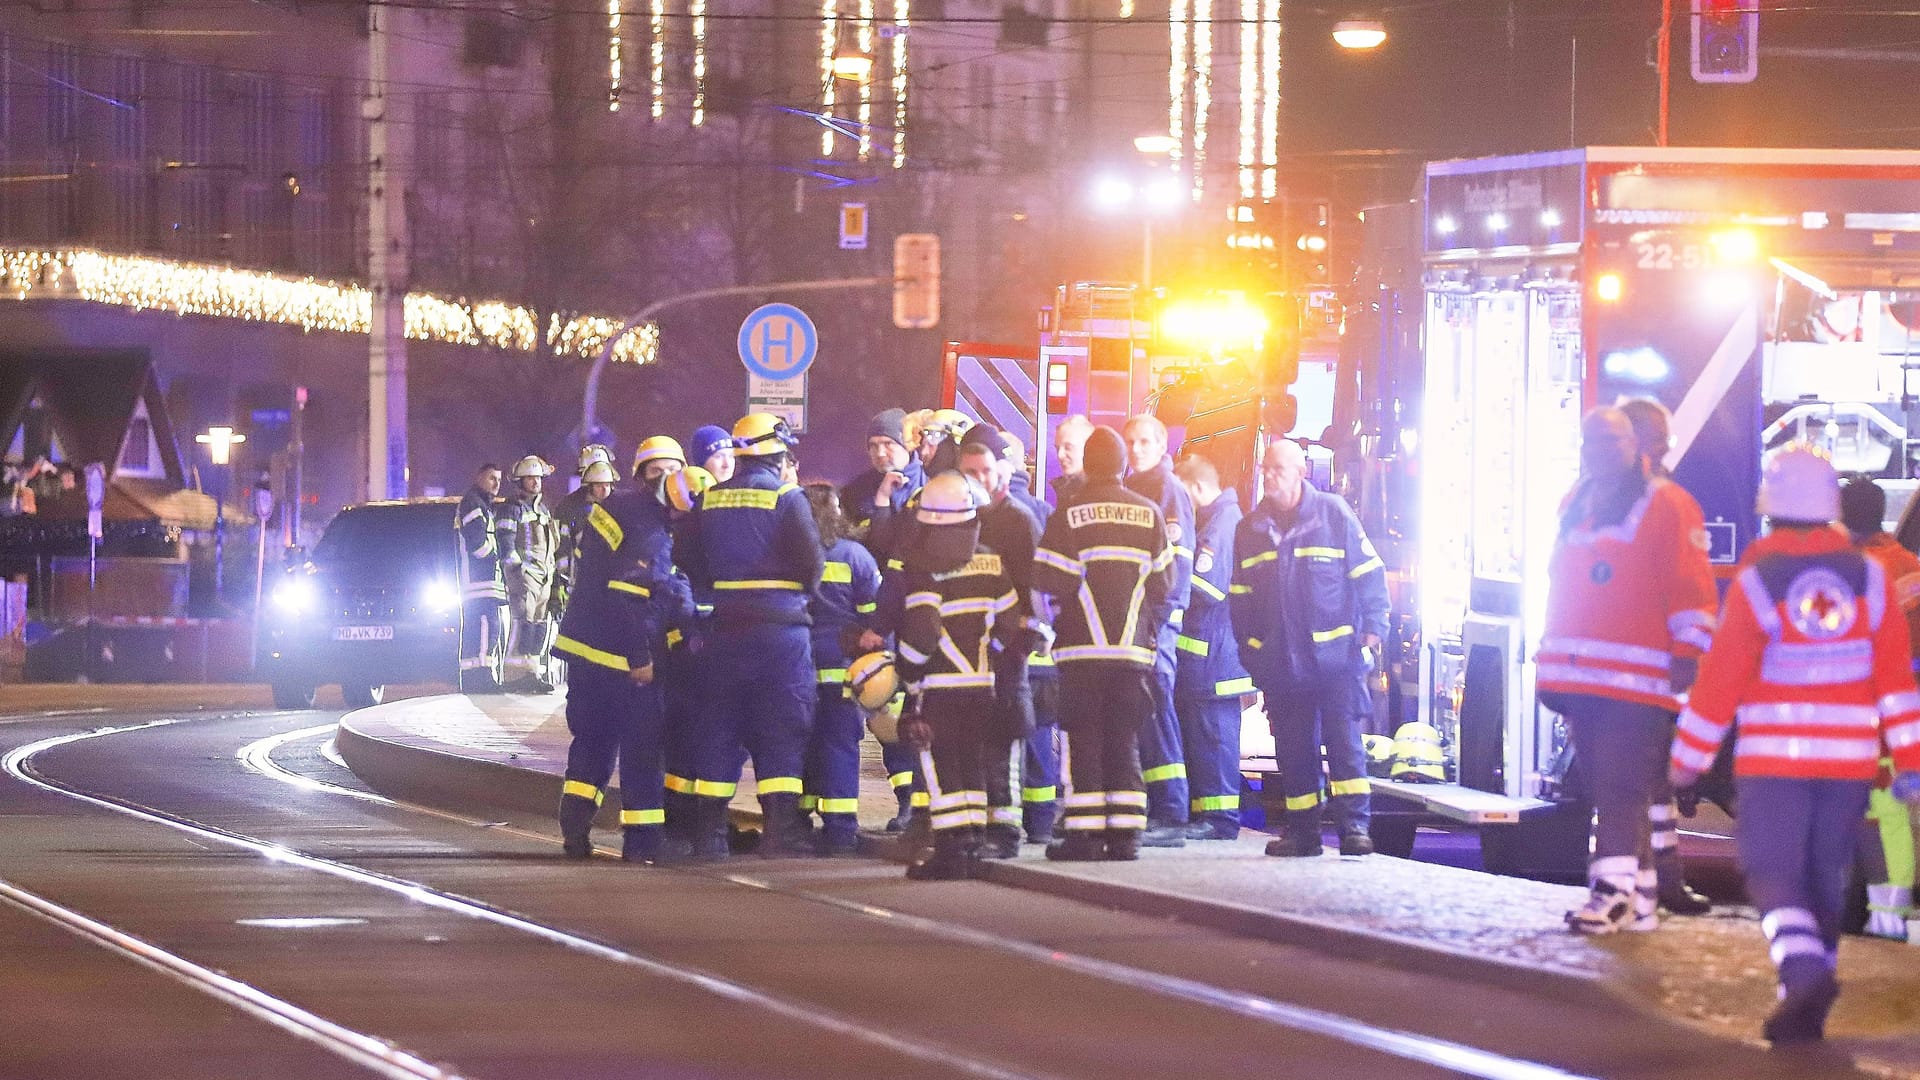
[340, 691, 1920, 1077]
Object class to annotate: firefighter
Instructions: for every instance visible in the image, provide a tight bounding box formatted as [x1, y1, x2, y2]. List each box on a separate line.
[1671, 446, 1920, 1044]
[802, 481, 882, 856]
[553, 446, 617, 620]
[1618, 396, 1715, 917]
[1173, 453, 1251, 840]
[1840, 476, 1920, 941]
[1540, 407, 1717, 933]
[633, 436, 686, 486]
[957, 426, 1045, 857]
[690, 425, 736, 484]
[895, 471, 1019, 879]
[1051, 414, 1093, 507]
[1231, 438, 1390, 859]
[552, 473, 690, 862]
[499, 455, 561, 691]
[455, 463, 508, 692]
[841, 408, 925, 544]
[672, 413, 824, 859]
[1123, 414, 1196, 847]
[1034, 426, 1171, 862]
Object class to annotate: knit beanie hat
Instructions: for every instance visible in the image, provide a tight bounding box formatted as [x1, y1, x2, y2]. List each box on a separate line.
[1084, 426, 1125, 480]
[959, 423, 1009, 459]
[866, 408, 908, 448]
[691, 424, 734, 463]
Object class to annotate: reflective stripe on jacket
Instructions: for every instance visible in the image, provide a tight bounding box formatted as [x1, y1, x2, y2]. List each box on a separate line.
[1032, 481, 1170, 670]
[1176, 489, 1251, 699]
[673, 457, 824, 626]
[1229, 486, 1388, 687]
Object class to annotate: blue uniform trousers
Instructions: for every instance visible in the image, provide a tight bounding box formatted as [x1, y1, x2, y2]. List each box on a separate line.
[881, 739, 925, 810]
[1262, 675, 1371, 837]
[694, 622, 814, 802]
[1140, 625, 1190, 825]
[1023, 671, 1062, 839]
[1739, 776, 1871, 986]
[806, 684, 863, 841]
[660, 646, 702, 839]
[1177, 693, 1243, 832]
[560, 662, 665, 857]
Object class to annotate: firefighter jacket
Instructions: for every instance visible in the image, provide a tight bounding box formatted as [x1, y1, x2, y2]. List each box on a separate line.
[456, 485, 505, 603]
[550, 483, 599, 613]
[1126, 459, 1195, 624]
[841, 458, 925, 553]
[673, 456, 824, 627]
[1862, 532, 1920, 665]
[1537, 477, 1718, 712]
[554, 492, 689, 674]
[1177, 490, 1252, 700]
[810, 537, 882, 685]
[1673, 525, 1920, 782]
[1033, 480, 1171, 670]
[898, 546, 1019, 693]
[498, 492, 560, 622]
[1229, 485, 1389, 688]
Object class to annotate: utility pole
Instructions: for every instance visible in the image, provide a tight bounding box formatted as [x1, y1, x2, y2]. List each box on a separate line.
[366, 0, 409, 501]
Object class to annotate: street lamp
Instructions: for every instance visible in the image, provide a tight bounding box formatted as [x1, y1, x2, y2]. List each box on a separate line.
[1332, 19, 1388, 50]
[1089, 174, 1182, 292]
[196, 425, 245, 600]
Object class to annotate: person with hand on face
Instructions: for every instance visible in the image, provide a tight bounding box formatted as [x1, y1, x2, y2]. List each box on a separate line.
[1123, 415, 1197, 847]
[841, 408, 925, 547]
[1231, 438, 1390, 860]
[690, 425, 736, 484]
[1539, 407, 1716, 934]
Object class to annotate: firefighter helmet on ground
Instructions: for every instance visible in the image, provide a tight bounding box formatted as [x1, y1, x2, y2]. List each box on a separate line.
[1390, 721, 1446, 782]
[632, 436, 686, 474]
[510, 454, 554, 479]
[1757, 443, 1840, 524]
[577, 444, 614, 474]
[915, 471, 983, 526]
[580, 460, 620, 485]
[732, 413, 799, 457]
[1362, 733, 1396, 778]
[665, 466, 715, 513]
[847, 650, 901, 715]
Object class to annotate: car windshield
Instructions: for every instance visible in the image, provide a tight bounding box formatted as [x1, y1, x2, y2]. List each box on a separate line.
[312, 505, 458, 579]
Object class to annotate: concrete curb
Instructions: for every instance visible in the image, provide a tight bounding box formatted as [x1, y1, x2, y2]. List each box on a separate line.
[337, 709, 1643, 1012]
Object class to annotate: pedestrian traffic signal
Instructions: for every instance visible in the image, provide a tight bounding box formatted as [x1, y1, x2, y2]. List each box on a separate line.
[893, 233, 941, 329]
[1691, 0, 1757, 84]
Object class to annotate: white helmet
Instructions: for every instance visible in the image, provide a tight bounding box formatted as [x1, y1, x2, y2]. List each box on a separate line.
[580, 460, 620, 485]
[577, 444, 614, 473]
[915, 471, 983, 526]
[1758, 444, 1839, 524]
[511, 454, 555, 479]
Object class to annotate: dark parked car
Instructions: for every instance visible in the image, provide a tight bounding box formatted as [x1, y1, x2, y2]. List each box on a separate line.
[257, 498, 501, 708]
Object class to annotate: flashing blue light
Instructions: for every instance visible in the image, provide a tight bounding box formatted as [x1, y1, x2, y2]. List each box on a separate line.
[1601, 347, 1672, 384]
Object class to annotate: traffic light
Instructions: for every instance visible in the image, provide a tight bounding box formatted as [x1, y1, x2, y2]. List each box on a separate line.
[1691, 0, 1757, 84]
[893, 233, 940, 329]
[1291, 198, 1332, 285]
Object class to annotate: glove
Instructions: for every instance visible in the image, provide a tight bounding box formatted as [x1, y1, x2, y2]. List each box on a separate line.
[1892, 770, 1920, 805]
[898, 713, 933, 752]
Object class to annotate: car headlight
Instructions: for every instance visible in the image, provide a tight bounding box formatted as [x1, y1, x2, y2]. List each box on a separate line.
[272, 578, 317, 613]
[422, 579, 461, 614]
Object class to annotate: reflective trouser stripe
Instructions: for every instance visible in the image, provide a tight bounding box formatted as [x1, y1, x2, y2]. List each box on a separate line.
[693, 780, 737, 797]
[1022, 785, 1058, 803]
[816, 668, 848, 684]
[757, 776, 803, 795]
[1285, 791, 1322, 811]
[1312, 625, 1355, 644]
[799, 795, 818, 811]
[1106, 813, 1148, 830]
[1328, 777, 1371, 797]
[620, 808, 665, 826]
[1214, 677, 1255, 696]
[563, 780, 604, 804]
[889, 771, 914, 790]
[1142, 763, 1186, 784]
[1174, 635, 1210, 657]
[989, 806, 1022, 825]
[1192, 794, 1240, 812]
[663, 774, 695, 794]
[816, 797, 860, 814]
[553, 634, 630, 672]
[910, 791, 930, 808]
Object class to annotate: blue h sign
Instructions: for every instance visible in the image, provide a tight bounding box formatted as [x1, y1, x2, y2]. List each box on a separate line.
[738, 303, 819, 380]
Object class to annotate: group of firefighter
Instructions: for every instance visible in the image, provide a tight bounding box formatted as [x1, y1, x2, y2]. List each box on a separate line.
[1546, 397, 1920, 1044]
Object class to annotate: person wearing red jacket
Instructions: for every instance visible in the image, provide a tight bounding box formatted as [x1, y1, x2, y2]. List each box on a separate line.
[1540, 407, 1718, 934]
[1671, 446, 1920, 1044]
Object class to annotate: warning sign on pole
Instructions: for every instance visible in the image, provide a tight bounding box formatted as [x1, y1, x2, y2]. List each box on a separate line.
[839, 203, 869, 250]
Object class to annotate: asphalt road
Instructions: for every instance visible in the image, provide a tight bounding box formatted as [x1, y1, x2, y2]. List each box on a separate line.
[0, 706, 1870, 1080]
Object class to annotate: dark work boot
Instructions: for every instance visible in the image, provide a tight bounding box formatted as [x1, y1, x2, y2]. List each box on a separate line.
[1338, 830, 1375, 857]
[1265, 828, 1322, 858]
[906, 830, 974, 880]
[885, 788, 915, 832]
[1045, 832, 1107, 862]
[756, 793, 814, 858]
[978, 822, 1022, 860]
[1105, 828, 1140, 862]
[1023, 803, 1059, 845]
[1764, 958, 1840, 1046]
[1139, 820, 1188, 848]
[621, 824, 661, 863]
[559, 790, 598, 859]
[663, 796, 730, 863]
[1185, 813, 1240, 841]
[1655, 847, 1712, 915]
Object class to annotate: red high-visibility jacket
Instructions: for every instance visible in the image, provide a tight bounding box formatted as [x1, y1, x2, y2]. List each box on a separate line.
[1673, 526, 1920, 781]
[1538, 478, 1718, 712]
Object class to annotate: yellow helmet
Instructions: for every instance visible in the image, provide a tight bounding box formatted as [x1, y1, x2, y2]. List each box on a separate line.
[577, 444, 614, 473]
[510, 454, 554, 479]
[632, 435, 686, 474]
[580, 460, 620, 485]
[1362, 733, 1396, 778]
[666, 466, 715, 513]
[732, 412, 799, 457]
[922, 408, 974, 445]
[847, 650, 901, 715]
[1389, 721, 1446, 783]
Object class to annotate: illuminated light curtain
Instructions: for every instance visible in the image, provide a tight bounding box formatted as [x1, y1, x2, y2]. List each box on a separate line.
[891, 0, 909, 168]
[858, 0, 875, 161]
[821, 0, 839, 156]
[1192, 0, 1211, 201]
[650, 0, 667, 120]
[692, 0, 707, 125]
[1169, 0, 1188, 179]
[1121, 1, 1135, 16]
[1261, 0, 1279, 197]
[1238, 0, 1257, 198]
[608, 0, 622, 111]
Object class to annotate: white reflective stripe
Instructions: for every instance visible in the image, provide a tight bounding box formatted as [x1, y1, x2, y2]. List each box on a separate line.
[1676, 708, 1724, 742]
[1535, 637, 1670, 672]
[1083, 545, 1153, 564]
[1770, 937, 1832, 966]
[1737, 734, 1882, 761]
[1672, 627, 1713, 652]
[1668, 609, 1717, 635]
[1064, 791, 1107, 808]
[1885, 719, 1920, 751]
[904, 591, 941, 609]
[1055, 644, 1156, 664]
[1647, 802, 1675, 823]
[1106, 790, 1148, 807]
[1650, 831, 1679, 852]
[988, 807, 1023, 825]
[1759, 639, 1873, 686]
[461, 505, 487, 525]
[1106, 813, 1148, 829]
[1062, 817, 1108, 831]
[1670, 740, 1716, 772]
[1762, 906, 1820, 938]
[1534, 664, 1671, 700]
[941, 597, 1000, 616]
[1737, 567, 1783, 637]
[929, 791, 971, 810]
[897, 642, 931, 665]
[1882, 690, 1920, 717]
[1897, 572, 1920, 610]
[1035, 548, 1084, 575]
[1867, 557, 1888, 630]
[923, 672, 995, 690]
[1735, 702, 1879, 729]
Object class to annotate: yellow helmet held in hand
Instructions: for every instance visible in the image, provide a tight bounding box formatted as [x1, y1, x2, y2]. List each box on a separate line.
[732, 412, 799, 457]
[510, 454, 554, 479]
[665, 466, 715, 513]
[1389, 721, 1446, 782]
[632, 435, 686, 475]
[848, 650, 901, 716]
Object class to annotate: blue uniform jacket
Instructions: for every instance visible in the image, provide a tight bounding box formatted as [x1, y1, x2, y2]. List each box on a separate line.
[1175, 489, 1252, 700]
[1229, 486, 1389, 688]
[841, 458, 925, 560]
[673, 457, 825, 626]
[1126, 459, 1195, 623]
[809, 537, 882, 682]
[554, 492, 690, 672]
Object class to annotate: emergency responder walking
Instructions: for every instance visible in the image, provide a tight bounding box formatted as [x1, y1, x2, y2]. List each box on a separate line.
[957, 426, 1045, 857]
[673, 413, 824, 859]
[690, 425, 736, 484]
[1034, 426, 1171, 862]
[456, 463, 508, 692]
[1671, 445, 1920, 1044]
[802, 481, 882, 856]
[552, 446, 617, 623]
[1173, 454, 1251, 840]
[1840, 475, 1920, 941]
[1231, 439, 1390, 859]
[896, 471, 1019, 879]
[1540, 407, 1717, 933]
[1618, 397, 1715, 916]
[552, 473, 691, 862]
[1051, 415, 1093, 507]
[1123, 415, 1196, 846]
[499, 455, 561, 691]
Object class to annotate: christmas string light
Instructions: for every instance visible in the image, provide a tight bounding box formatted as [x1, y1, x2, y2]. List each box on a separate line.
[1192, 0, 1211, 202]
[1169, 0, 1188, 179]
[1239, 0, 1257, 199]
[820, 0, 839, 156]
[891, 0, 909, 168]
[651, 0, 667, 121]
[1261, 0, 1279, 198]
[608, 0, 623, 111]
[0, 249, 657, 365]
[691, 0, 707, 126]
[858, 0, 875, 162]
